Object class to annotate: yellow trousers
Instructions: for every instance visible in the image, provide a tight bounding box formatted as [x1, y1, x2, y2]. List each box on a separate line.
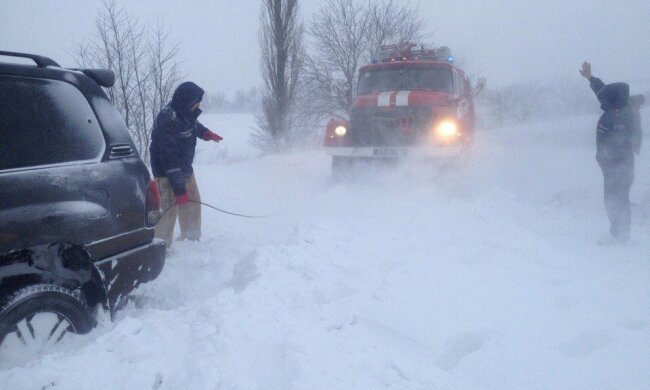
[154, 174, 202, 247]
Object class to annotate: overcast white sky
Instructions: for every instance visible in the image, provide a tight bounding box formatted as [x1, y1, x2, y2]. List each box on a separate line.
[1, 0, 649, 95]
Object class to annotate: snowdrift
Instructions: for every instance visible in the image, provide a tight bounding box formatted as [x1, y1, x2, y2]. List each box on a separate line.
[1, 111, 649, 389]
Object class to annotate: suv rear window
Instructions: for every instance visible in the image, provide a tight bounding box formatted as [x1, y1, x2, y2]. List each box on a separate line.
[0, 76, 105, 171]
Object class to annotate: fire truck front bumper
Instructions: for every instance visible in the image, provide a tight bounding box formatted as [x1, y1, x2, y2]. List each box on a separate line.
[324, 145, 464, 159]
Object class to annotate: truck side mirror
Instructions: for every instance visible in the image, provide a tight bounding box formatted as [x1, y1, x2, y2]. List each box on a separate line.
[476, 77, 486, 91]
[471, 77, 486, 97]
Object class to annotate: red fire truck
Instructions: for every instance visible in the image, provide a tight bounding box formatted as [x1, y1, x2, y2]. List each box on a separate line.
[323, 44, 485, 172]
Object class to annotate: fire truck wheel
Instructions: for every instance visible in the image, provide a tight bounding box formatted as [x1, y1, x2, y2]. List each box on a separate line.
[331, 156, 351, 176]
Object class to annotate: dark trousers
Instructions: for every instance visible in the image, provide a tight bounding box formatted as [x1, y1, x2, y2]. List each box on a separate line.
[599, 159, 634, 240]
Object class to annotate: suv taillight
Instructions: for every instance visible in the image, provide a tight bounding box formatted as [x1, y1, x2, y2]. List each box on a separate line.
[145, 179, 162, 226]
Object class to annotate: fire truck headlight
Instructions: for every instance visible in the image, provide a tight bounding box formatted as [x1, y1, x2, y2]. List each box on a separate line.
[436, 120, 459, 138]
[334, 125, 347, 137]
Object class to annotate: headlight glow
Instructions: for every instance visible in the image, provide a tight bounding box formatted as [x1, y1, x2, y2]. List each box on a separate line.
[334, 125, 347, 136]
[436, 120, 459, 138]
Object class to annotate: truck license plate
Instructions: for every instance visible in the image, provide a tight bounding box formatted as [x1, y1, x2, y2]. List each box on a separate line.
[373, 148, 407, 157]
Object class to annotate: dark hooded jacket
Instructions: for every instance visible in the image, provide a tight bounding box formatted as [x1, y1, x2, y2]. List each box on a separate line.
[589, 77, 639, 165]
[150, 82, 209, 196]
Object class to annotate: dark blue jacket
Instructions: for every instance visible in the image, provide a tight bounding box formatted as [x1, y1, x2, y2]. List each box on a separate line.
[589, 77, 640, 165]
[150, 82, 208, 196]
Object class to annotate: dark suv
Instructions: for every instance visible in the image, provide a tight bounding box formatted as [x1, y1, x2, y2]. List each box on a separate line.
[0, 51, 165, 359]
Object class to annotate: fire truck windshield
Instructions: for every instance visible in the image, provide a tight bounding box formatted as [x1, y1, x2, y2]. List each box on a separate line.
[357, 66, 453, 95]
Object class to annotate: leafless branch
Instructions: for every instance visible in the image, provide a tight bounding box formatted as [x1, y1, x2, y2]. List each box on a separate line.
[303, 0, 426, 123]
[72, 0, 181, 163]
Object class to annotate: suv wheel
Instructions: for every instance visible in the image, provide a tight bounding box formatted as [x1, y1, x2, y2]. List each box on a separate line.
[0, 284, 93, 362]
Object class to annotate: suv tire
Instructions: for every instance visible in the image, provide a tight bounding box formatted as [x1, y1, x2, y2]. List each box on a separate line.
[0, 284, 93, 356]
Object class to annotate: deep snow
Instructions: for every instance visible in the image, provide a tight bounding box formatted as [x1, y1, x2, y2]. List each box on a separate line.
[1, 111, 649, 389]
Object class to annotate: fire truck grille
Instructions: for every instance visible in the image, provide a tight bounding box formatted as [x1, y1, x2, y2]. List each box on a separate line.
[349, 106, 434, 146]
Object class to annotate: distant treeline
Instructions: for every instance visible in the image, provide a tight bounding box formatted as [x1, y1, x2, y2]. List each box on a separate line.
[475, 78, 650, 128]
[476, 78, 599, 127]
[202, 88, 261, 114]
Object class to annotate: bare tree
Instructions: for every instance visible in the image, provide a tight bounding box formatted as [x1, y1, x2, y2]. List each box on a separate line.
[97, 1, 134, 127]
[126, 18, 150, 157]
[148, 19, 181, 125]
[74, 0, 180, 163]
[253, 0, 305, 152]
[366, 0, 425, 62]
[304, 0, 426, 120]
[306, 0, 369, 118]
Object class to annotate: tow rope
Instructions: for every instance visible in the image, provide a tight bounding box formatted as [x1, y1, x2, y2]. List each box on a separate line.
[159, 200, 273, 222]
[189, 200, 273, 219]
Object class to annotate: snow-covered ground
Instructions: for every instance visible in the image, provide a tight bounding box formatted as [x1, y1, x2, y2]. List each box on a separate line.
[2, 111, 649, 389]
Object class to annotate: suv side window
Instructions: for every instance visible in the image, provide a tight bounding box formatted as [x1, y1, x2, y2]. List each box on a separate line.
[0, 76, 105, 171]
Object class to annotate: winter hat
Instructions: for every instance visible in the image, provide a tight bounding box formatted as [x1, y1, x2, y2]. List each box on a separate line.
[171, 82, 204, 113]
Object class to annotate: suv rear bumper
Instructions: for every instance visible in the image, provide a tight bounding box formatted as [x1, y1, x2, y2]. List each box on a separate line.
[325, 145, 464, 159]
[95, 238, 166, 312]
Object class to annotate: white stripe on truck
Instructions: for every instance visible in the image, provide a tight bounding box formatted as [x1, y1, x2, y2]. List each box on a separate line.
[395, 91, 411, 106]
[378, 91, 393, 107]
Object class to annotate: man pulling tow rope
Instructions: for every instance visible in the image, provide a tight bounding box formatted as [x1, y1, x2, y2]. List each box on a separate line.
[149, 82, 223, 248]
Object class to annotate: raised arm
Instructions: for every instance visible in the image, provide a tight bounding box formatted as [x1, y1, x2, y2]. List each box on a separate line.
[580, 62, 605, 99]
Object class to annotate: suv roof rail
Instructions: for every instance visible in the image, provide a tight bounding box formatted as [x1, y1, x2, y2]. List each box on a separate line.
[0, 50, 60, 67]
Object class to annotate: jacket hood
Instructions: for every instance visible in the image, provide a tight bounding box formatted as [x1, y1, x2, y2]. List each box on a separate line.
[597, 82, 629, 110]
[171, 82, 205, 114]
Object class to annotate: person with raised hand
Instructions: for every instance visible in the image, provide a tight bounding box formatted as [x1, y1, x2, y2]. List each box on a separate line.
[580, 62, 641, 244]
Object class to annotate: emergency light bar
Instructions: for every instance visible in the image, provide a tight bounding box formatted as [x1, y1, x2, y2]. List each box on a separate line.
[377, 44, 454, 63]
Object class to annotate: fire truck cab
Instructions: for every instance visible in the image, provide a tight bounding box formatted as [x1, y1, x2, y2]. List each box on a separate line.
[324, 44, 485, 172]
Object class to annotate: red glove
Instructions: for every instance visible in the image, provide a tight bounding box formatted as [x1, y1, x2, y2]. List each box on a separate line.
[176, 193, 189, 205]
[202, 130, 223, 142]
